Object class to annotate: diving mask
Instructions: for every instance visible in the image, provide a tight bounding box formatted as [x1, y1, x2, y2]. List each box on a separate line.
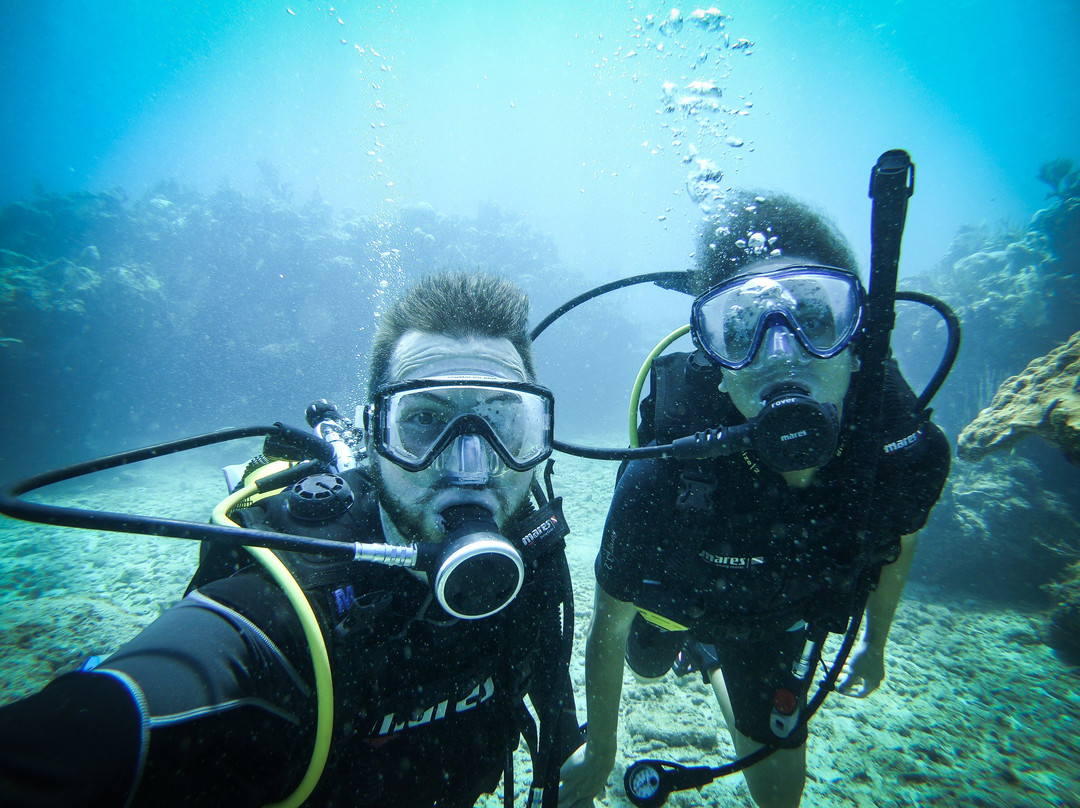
[368, 378, 554, 473]
[692, 265, 864, 369]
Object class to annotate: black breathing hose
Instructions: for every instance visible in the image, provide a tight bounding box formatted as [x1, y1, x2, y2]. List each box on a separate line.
[529, 271, 688, 341]
[0, 424, 355, 558]
[896, 290, 961, 411]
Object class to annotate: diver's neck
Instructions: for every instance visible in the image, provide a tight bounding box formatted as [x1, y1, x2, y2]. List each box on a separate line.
[377, 506, 429, 582]
[781, 468, 818, 488]
[378, 505, 409, 546]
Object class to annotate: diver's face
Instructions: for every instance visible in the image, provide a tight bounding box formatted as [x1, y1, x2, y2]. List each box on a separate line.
[719, 325, 859, 419]
[370, 331, 535, 545]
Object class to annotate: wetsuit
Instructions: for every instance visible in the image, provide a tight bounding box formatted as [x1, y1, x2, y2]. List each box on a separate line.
[597, 351, 950, 745]
[0, 468, 578, 808]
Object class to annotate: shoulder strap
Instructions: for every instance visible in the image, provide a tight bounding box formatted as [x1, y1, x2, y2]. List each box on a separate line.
[641, 351, 732, 445]
[877, 358, 935, 454]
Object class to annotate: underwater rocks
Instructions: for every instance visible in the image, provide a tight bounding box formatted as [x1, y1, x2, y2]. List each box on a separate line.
[1047, 579, 1080, 668]
[950, 328, 1080, 669]
[893, 193, 1080, 441]
[912, 454, 1080, 602]
[957, 331, 1080, 467]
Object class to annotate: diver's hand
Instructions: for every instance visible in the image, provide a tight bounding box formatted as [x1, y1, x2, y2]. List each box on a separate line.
[558, 742, 614, 808]
[837, 639, 886, 697]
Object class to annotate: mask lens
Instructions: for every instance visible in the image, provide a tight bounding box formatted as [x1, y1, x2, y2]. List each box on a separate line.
[693, 267, 862, 368]
[376, 381, 553, 471]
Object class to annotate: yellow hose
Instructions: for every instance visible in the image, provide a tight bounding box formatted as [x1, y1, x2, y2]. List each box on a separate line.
[211, 481, 334, 808]
[628, 325, 691, 448]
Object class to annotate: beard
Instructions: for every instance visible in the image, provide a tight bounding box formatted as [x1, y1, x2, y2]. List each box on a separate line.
[369, 460, 534, 545]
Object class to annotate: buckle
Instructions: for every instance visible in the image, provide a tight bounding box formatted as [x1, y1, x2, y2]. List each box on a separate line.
[676, 469, 717, 514]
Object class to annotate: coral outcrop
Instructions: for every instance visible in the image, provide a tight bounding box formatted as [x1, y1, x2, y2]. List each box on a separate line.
[892, 194, 1080, 440]
[957, 332, 1080, 467]
[903, 165, 1080, 639]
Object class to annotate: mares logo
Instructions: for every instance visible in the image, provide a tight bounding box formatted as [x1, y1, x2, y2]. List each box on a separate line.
[883, 430, 920, 454]
[521, 515, 558, 547]
[370, 676, 495, 737]
[700, 551, 765, 569]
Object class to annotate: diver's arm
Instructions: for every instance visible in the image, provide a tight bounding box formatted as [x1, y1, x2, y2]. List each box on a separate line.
[557, 586, 638, 808]
[0, 671, 144, 807]
[0, 583, 311, 806]
[838, 532, 916, 697]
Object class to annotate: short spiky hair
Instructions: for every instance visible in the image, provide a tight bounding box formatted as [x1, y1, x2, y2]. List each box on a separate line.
[693, 189, 858, 294]
[366, 271, 536, 397]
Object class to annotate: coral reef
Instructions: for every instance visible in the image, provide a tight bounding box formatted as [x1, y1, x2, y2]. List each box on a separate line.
[893, 194, 1080, 441]
[0, 180, 632, 476]
[901, 166, 1080, 641]
[957, 331, 1080, 466]
[1038, 157, 1080, 201]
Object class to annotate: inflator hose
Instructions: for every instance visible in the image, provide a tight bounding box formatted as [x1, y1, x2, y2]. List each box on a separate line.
[213, 483, 334, 808]
[628, 325, 691, 448]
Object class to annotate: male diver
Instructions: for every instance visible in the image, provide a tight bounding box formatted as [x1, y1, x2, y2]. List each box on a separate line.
[558, 191, 950, 808]
[0, 271, 579, 808]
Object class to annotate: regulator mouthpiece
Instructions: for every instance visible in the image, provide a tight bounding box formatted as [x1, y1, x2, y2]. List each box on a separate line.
[750, 390, 839, 472]
[430, 504, 524, 619]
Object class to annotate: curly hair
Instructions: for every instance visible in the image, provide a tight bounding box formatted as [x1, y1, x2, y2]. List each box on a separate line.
[366, 271, 536, 397]
[693, 189, 858, 294]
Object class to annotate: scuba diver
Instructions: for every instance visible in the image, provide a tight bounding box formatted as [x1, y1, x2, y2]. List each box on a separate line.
[0, 271, 581, 808]
[557, 188, 952, 808]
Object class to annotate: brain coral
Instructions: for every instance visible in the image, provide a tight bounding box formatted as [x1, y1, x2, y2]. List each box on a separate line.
[958, 331, 1080, 466]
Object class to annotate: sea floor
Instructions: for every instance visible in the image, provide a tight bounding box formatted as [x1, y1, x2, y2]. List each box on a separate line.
[1, 447, 1077, 807]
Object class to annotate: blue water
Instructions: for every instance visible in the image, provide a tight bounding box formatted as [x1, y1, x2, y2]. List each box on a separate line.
[3, 0, 1077, 280]
[3, 5, 1080, 805]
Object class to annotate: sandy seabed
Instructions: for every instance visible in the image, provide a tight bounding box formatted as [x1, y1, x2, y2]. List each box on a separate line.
[1, 445, 1077, 808]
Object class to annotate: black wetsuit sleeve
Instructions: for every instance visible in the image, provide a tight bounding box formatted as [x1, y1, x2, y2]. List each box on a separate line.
[0, 670, 144, 808]
[0, 573, 315, 808]
[595, 458, 672, 602]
